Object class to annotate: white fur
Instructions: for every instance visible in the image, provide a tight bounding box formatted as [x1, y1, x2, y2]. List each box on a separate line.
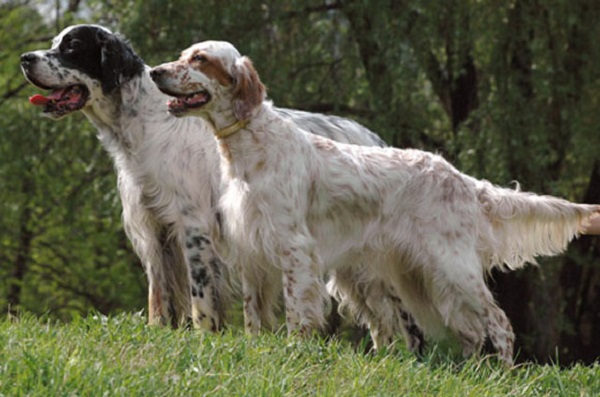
[21, 26, 388, 333]
[151, 40, 600, 365]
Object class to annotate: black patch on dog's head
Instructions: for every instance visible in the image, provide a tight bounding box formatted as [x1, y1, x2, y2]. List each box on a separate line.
[95, 28, 145, 94]
[51, 25, 145, 94]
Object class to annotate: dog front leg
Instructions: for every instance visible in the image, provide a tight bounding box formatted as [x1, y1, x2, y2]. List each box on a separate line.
[184, 226, 226, 332]
[147, 268, 169, 326]
[238, 257, 279, 333]
[279, 240, 328, 336]
[242, 270, 263, 335]
[123, 223, 174, 327]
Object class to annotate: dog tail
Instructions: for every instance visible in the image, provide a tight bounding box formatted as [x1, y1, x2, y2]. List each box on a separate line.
[476, 180, 600, 272]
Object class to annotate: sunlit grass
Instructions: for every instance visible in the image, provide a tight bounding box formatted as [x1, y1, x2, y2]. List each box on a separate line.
[1, 313, 599, 396]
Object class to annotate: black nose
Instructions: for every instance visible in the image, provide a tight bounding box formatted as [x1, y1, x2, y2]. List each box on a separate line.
[21, 52, 37, 64]
[150, 68, 165, 81]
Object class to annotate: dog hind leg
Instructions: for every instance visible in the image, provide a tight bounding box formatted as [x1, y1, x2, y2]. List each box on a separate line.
[483, 294, 515, 365]
[425, 247, 492, 361]
[328, 269, 425, 353]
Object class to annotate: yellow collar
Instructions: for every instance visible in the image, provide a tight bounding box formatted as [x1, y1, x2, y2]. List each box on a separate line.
[215, 119, 250, 139]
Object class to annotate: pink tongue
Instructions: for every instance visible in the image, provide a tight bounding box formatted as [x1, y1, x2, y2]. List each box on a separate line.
[29, 88, 71, 106]
[29, 94, 49, 106]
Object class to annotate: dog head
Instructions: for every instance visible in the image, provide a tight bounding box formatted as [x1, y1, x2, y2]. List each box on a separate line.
[20, 24, 145, 119]
[150, 41, 265, 121]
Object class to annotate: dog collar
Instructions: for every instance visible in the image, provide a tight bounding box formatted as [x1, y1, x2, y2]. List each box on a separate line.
[215, 119, 250, 139]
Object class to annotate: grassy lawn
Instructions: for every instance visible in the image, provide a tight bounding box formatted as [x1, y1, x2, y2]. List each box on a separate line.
[1, 313, 599, 396]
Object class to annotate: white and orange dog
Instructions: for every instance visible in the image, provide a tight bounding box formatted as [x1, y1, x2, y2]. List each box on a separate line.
[151, 41, 600, 364]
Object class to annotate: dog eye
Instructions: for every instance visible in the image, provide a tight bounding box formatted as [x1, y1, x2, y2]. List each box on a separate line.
[62, 38, 86, 53]
[192, 54, 206, 63]
[69, 39, 86, 51]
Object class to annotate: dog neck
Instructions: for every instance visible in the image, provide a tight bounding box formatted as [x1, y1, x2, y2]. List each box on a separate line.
[203, 100, 245, 138]
[86, 68, 179, 157]
[214, 104, 284, 180]
[215, 119, 250, 139]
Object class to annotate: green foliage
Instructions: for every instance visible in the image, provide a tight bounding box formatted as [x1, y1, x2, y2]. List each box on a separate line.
[0, 1, 145, 320]
[1, 313, 600, 396]
[2, 0, 599, 362]
[0, 91, 145, 320]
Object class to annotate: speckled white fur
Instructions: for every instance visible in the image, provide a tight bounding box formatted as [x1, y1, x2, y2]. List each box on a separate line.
[21, 26, 389, 334]
[152, 40, 600, 365]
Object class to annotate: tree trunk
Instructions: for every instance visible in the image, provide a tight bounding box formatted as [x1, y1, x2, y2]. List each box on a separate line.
[558, 161, 600, 364]
[342, 5, 395, 122]
[404, 1, 479, 158]
[7, 173, 34, 316]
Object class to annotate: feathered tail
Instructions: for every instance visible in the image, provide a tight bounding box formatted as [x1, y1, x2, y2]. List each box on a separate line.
[475, 180, 600, 272]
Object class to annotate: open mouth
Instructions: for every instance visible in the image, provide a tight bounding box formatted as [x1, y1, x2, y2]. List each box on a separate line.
[28, 85, 90, 117]
[166, 91, 211, 115]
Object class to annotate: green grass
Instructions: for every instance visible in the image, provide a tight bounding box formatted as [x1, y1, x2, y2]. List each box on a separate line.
[1, 313, 599, 396]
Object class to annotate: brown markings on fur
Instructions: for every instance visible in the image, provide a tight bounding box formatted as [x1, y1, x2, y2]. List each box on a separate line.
[313, 137, 338, 153]
[254, 160, 265, 173]
[149, 283, 165, 326]
[440, 174, 460, 202]
[165, 61, 189, 76]
[301, 284, 322, 307]
[285, 270, 296, 299]
[460, 220, 474, 231]
[189, 50, 233, 87]
[441, 230, 463, 242]
[477, 189, 494, 214]
[243, 294, 258, 330]
[162, 62, 197, 92]
[232, 57, 266, 120]
[217, 140, 233, 164]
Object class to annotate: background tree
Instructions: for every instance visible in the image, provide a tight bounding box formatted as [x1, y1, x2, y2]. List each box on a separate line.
[1, 0, 598, 363]
[0, 1, 144, 320]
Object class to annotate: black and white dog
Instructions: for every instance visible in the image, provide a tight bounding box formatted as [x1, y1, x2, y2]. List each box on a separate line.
[21, 25, 408, 336]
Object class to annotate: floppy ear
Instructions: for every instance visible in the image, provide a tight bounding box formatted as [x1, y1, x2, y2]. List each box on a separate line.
[96, 30, 144, 94]
[232, 57, 266, 120]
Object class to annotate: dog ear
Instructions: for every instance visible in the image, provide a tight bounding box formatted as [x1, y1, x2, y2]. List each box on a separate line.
[96, 30, 144, 94]
[232, 57, 266, 121]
